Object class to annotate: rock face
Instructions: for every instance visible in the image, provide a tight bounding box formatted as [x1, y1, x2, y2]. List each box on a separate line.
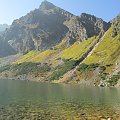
[0, 36, 16, 58]
[2, 0, 110, 54]
[4, 0, 73, 53]
[65, 13, 110, 44]
[112, 14, 120, 37]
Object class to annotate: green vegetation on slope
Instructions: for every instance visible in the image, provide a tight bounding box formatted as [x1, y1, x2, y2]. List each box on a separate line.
[107, 72, 120, 86]
[54, 39, 68, 50]
[76, 63, 119, 86]
[61, 36, 98, 60]
[1, 24, 119, 86]
[14, 51, 38, 64]
[14, 39, 68, 65]
[49, 60, 77, 81]
[14, 49, 59, 65]
[14, 36, 98, 66]
[0, 62, 51, 76]
[77, 63, 99, 72]
[84, 27, 120, 65]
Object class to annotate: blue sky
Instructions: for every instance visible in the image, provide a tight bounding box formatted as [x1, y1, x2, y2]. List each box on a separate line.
[0, 0, 120, 24]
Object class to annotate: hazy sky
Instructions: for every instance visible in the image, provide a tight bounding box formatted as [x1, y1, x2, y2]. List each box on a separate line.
[0, 0, 120, 25]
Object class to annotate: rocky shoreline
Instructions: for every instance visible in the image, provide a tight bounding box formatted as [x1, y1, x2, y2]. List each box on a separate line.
[0, 101, 119, 120]
[0, 75, 120, 87]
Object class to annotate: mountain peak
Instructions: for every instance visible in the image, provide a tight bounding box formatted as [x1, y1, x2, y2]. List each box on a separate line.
[40, 0, 56, 10]
[80, 13, 96, 19]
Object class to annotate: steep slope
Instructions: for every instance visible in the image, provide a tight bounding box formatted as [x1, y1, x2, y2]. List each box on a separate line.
[82, 15, 120, 86]
[112, 14, 120, 37]
[3, 0, 73, 53]
[61, 36, 99, 60]
[0, 36, 100, 82]
[14, 37, 98, 64]
[65, 13, 110, 44]
[59, 15, 120, 86]
[0, 36, 17, 58]
[2, 1, 109, 54]
[0, 41, 16, 58]
[84, 28, 120, 65]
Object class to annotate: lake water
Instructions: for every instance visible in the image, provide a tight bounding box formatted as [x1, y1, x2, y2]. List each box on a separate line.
[0, 79, 120, 120]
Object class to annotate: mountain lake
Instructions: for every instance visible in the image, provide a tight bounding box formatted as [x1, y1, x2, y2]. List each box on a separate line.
[0, 79, 120, 120]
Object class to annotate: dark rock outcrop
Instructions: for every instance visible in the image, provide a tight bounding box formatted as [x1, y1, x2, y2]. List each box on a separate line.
[0, 36, 16, 58]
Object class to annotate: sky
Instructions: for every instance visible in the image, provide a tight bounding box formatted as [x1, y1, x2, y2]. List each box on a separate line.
[0, 0, 120, 25]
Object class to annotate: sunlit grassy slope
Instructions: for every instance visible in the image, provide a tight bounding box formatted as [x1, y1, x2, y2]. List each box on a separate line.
[15, 28, 120, 66]
[84, 27, 120, 65]
[14, 37, 98, 64]
[14, 51, 38, 64]
[15, 50, 56, 64]
[14, 39, 68, 64]
[61, 36, 98, 60]
[54, 38, 68, 50]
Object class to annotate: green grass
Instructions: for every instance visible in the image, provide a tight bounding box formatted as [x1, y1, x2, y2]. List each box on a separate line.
[0, 65, 11, 73]
[54, 38, 68, 50]
[14, 36, 98, 65]
[107, 73, 120, 86]
[84, 27, 120, 65]
[14, 51, 38, 64]
[0, 62, 51, 76]
[61, 36, 98, 60]
[77, 63, 99, 72]
[14, 39, 68, 64]
[14, 50, 57, 64]
[49, 60, 77, 81]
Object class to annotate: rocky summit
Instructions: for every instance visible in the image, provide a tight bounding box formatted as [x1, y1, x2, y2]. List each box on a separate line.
[1, 0, 109, 55]
[3, 0, 73, 53]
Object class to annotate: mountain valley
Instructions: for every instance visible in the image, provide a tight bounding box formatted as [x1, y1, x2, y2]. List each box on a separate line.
[0, 0, 120, 87]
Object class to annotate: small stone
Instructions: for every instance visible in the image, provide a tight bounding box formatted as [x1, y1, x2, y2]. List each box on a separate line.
[107, 118, 112, 120]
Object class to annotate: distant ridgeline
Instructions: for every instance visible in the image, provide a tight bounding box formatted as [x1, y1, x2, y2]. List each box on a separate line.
[0, 24, 10, 32]
[0, 1, 119, 86]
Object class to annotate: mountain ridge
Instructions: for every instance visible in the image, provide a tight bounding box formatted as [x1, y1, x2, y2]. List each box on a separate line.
[1, 0, 109, 55]
[0, 1, 119, 87]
